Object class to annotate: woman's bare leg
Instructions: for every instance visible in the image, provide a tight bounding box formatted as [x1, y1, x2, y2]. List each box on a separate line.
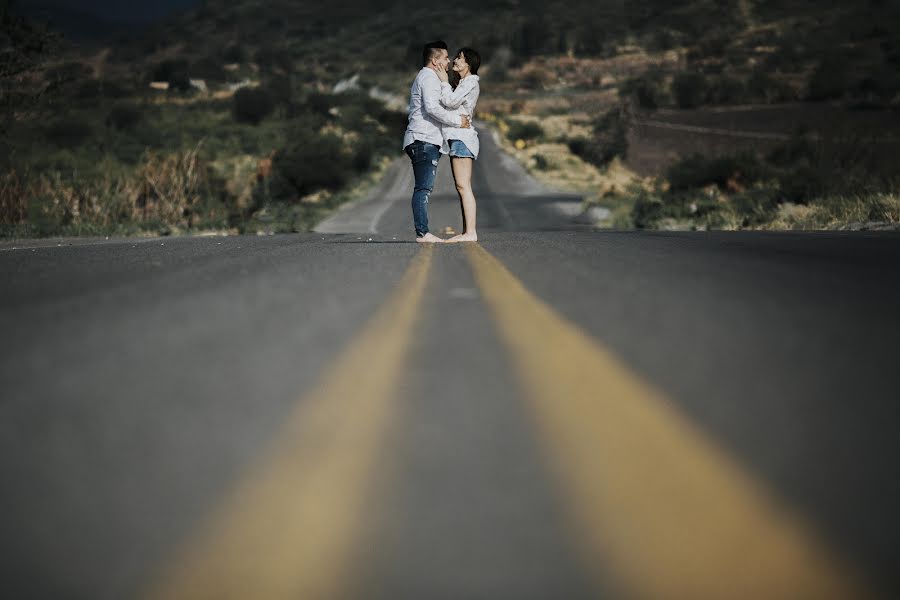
[447, 157, 477, 242]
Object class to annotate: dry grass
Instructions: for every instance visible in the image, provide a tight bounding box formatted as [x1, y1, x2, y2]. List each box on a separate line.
[131, 141, 208, 225]
[0, 170, 28, 225]
[2, 141, 220, 235]
[767, 194, 900, 230]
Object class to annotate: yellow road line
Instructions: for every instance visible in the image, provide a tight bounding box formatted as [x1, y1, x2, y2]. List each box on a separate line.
[144, 246, 433, 600]
[465, 243, 875, 600]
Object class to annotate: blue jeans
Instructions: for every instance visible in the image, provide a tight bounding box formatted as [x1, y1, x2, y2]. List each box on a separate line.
[405, 140, 441, 237]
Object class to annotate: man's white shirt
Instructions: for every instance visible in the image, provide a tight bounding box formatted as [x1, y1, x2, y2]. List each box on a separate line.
[402, 67, 462, 151]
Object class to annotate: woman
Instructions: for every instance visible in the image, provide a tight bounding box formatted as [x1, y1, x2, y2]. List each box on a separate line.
[435, 48, 481, 243]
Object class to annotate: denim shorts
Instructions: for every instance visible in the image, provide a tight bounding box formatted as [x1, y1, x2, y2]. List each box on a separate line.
[448, 139, 475, 159]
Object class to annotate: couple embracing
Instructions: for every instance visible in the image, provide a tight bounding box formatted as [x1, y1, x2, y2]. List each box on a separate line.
[402, 40, 481, 243]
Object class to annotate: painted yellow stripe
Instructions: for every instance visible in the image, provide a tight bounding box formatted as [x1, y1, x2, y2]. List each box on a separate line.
[144, 245, 433, 600]
[465, 243, 875, 600]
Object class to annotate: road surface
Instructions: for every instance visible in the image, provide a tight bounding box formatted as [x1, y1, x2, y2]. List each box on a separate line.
[2, 127, 899, 599]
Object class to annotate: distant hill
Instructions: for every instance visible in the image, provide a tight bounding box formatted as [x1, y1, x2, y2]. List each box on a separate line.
[12, 1, 156, 43]
[12, 0, 899, 109]
[98, 0, 898, 101]
[104, 0, 627, 88]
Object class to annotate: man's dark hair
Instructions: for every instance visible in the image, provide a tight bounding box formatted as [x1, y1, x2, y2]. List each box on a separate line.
[422, 40, 448, 67]
[457, 47, 481, 75]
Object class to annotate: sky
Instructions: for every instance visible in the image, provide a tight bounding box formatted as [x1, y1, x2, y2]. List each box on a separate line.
[17, 0, 201, 23]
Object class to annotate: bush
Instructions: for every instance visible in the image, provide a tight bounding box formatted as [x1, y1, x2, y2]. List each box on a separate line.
[520, 67, 553, 90]
[44, 61, 93, 83]
[223, 43, 247, 63]
[272, 133, 352, 199]
[152, 59, 191, 91]
[569, 106, 629, 167]
[631, 189, 668, 229]
[101, 79, 132, 99]
[856, 64, 900, 104]
[706, 75, 746, 105]
[697, 33, 730, 58]
[233, 87, 275, 125]
[106, 104, 143, 131]
[666, 152, 767, 191]
[306, 91, 334, 117]
[646, 28, 683, 52]
[730, 187, 781, 226]
[506, 120, 544, 143]
[264, 75, 294, 109]
[807, 55, 852, 100]
[72, 79, 104, 101]
[45, 118, 94, 148]
[672, 72, 709, 108]
[763, 42, 804, 73]
[254, 46, 294, 72]
[621, 70, 670, 109]
[767, 130, 816, 165]
[189, 57, 228, 82]
[777, 164, 824, 204]
[747, 70, 797, 103]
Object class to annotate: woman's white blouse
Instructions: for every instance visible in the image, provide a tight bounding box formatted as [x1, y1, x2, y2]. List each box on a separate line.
[439, 75, 480, 158]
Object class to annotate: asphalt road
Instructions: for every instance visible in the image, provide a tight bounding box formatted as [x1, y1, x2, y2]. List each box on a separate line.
[2, 128, 899, 599]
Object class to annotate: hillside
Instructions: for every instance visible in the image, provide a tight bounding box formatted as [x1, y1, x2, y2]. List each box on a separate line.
[2, 0, 898, 238]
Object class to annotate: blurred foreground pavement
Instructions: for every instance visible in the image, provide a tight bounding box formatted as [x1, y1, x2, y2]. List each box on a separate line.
[2, 132, 900, 599]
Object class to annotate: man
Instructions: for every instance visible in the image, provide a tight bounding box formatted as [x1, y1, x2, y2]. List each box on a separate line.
[403, 40, 472, 243]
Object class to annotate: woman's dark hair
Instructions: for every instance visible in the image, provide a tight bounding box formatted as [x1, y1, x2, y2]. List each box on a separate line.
[457, 47, 481, 75]
[422, 40, 448, 67]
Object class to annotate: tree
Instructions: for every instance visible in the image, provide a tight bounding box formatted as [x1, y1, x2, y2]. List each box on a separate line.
[1, 1, 64, 137]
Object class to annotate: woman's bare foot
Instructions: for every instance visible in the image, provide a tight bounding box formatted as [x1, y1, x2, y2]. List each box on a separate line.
[447, 232, 478, 243]
[416, 232, 445, 243]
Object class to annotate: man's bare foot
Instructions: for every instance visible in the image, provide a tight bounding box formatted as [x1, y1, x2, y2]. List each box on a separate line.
[416, 232, 445, 243]
[446, 232, 478, 243]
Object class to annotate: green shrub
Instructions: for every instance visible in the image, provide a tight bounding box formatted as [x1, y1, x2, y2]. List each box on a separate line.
[672, 72, 709, 108]
[697, 33, 729, 58]
[106, 104, 143, 131]
[730, 187, 780, 226]
[189, 57, 228, 82]
[272, 132, 352, 200]
[777, 164, 824, 204]
[631, 189, 667, 229]
[807, 55, 852, 100]
[223, 43, 247, 63]
[264, 75, 294, 109]
[747, 70, 797, 103]
[706, 75, 746, 105]
[763, 43, 804, 73]
[45, 118, 94, 148]
[152, 59, 191, 91]
[306, 91, 334, 117]
[620, 70, 670, 109]
[254, 46, 294, 72]
[857, 64, 900, 103]
[767, 130, 816, 165]
[506, 120, 544, 143]
[666, 152, 767, 191]
[72, 79, 103, 102]
[44, 61, 93, 83]
[569, 106, 629, 167]
[233, 87, 275, 125]
[646, 28, 682, 51]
